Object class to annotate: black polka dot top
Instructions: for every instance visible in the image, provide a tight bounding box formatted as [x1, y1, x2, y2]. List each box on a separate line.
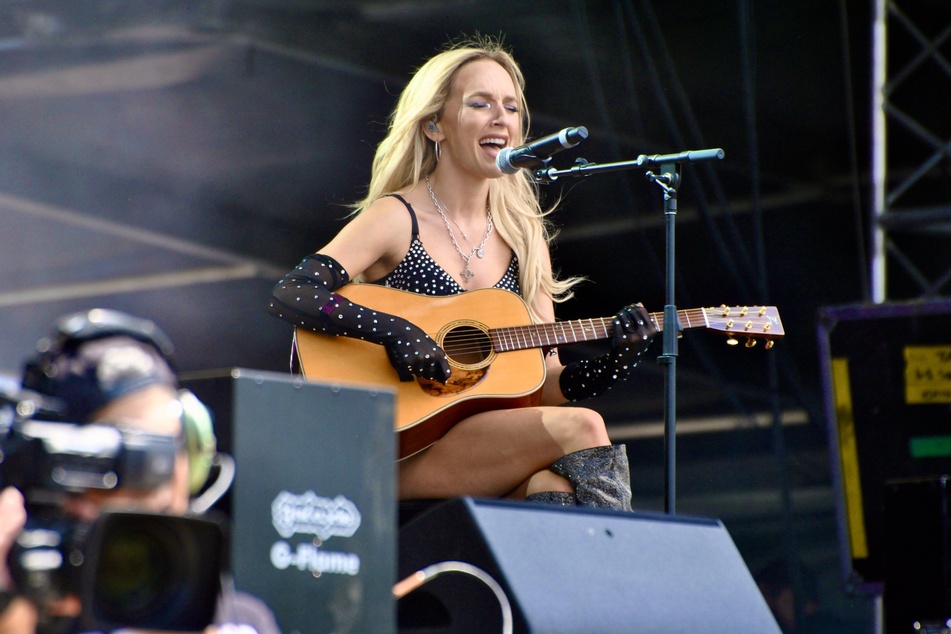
[374, 194, 521, 296]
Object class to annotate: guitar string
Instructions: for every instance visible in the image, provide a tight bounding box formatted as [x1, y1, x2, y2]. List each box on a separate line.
[424, 308, 770, 343]
[435, 318, 619, 356]
[428, 308, 775, 355]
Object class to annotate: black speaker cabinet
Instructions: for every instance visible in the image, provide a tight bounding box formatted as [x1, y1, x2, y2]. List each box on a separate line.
[884, 476, 951, 633]
[398, 497, 781, 634]
[818, 299, 951, 590]
[184, 368, 397, 634]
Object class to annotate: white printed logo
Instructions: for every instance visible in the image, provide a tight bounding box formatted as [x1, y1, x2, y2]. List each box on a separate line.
[270, 490, 362, 541]
[270, 541, 360, 576]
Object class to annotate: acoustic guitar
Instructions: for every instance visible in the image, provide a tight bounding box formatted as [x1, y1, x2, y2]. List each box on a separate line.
[294, 285, 784, 459]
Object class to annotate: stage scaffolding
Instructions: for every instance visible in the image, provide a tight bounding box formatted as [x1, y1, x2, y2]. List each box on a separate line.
[871, 0, 951, 302]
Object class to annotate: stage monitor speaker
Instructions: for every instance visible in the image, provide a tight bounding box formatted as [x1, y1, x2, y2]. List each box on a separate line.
[883, 476, 951, 633]
[398, 497, 780, 634]
[817, 299, 951, 590]
[184, 368, 397, 634]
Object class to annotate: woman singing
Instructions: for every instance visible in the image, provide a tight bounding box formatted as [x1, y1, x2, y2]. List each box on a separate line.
[269, 36, 655, 510]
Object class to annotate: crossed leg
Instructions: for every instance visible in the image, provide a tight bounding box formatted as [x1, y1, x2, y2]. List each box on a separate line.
[397, 405, 611, 501]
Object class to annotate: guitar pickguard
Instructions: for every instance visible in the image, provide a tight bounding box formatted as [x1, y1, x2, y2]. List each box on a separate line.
[417, 366, 486, 396]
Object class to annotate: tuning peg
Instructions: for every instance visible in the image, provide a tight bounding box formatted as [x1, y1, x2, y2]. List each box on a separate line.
[726, 336, 739, 346]
[765, 341, 775, 350]
[745, 338, 757, 348]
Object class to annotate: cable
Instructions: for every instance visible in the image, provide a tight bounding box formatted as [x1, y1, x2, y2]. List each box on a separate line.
[837, 0, 872, 302]
[190, 452, 235, 515]
[394, 560, 513, 634]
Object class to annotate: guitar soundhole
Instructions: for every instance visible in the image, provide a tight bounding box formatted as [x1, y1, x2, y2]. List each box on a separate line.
[416, 324, 491, 397]
[443, 325, 491, 366]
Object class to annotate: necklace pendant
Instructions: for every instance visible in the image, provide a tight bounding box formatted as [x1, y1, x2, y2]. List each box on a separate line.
[461, 267, 475, 282]
[476, 248, 485, 258]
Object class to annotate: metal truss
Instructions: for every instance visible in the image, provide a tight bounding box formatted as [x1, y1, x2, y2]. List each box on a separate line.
[872, 0, 951, 301]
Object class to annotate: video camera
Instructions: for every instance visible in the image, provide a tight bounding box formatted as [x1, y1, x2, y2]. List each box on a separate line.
[0, 388, 224, 632]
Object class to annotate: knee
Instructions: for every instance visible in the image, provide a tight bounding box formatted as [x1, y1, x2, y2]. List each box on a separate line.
[558, 407, 610, 451]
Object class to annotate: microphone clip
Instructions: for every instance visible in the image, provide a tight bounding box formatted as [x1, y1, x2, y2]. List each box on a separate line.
[531, 157, 592, 184]
[645, 163, 681, 197]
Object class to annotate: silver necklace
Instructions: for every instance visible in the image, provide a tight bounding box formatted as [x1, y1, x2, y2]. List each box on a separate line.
[425, 175, 493, 283]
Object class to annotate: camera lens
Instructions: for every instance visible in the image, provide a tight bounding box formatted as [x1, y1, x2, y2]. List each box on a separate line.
[81, 512, 222, 632]
[92, 515, 193, 622]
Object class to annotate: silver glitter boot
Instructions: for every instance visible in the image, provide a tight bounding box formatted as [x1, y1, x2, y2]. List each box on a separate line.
[548, 444, 633, 511]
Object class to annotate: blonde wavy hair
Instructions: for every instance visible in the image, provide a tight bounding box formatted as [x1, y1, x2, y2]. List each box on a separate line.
[353, 36, 582, 320]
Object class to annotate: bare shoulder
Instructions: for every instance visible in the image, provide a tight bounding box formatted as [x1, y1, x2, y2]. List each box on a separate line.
[360, 194, 414, 226]
[321, 195, 415, 280]
[351, 195, 414, 249]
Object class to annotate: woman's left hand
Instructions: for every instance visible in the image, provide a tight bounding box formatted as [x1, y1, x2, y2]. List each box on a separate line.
[610, 303, 656, 365]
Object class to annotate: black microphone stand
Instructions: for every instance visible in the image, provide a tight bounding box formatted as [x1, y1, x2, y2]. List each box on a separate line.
[535, 148, 724, 514]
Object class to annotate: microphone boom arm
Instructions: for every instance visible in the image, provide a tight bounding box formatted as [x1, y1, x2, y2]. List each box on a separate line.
[531, 147, 724, 183]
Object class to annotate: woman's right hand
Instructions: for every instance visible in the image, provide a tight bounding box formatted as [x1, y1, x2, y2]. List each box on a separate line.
[382, 320, 452, 383]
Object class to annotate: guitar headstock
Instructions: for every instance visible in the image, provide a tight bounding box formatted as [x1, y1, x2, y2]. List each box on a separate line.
[703, 305, 784, 349]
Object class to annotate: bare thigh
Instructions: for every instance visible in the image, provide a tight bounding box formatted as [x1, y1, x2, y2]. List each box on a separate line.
[397, 404, 609, 500]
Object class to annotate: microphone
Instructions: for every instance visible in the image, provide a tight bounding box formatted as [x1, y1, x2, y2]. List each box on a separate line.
[496, 126, 588, 174]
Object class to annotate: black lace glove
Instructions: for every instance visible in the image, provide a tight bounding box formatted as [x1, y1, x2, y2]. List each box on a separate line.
[269, 253, 451, 383]
[559, 303, 656, 401]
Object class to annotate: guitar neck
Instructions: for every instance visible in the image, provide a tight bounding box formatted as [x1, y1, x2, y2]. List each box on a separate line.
[490, 309, 699, 352]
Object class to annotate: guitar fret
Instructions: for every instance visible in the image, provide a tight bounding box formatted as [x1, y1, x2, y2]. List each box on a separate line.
[524, 326, 535, 348]
[515, 326, 528, 350]
[548, 323, 560, 345]
[506, 326, 519, 350]
[543, 323, 555, 347]
[501, 327, 514, 351]
[499, 327, 513, 351]
[515, 325, 530, 349]
[541, 323, 553, 346]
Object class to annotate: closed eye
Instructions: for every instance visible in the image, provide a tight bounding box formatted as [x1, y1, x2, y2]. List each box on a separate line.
[467, 101, 519, 114]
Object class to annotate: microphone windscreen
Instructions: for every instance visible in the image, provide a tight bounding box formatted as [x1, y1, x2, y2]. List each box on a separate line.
[496, 147, 519, 174]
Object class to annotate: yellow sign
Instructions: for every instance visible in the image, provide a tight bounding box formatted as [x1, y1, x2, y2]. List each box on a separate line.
[905, 345, 951, 404]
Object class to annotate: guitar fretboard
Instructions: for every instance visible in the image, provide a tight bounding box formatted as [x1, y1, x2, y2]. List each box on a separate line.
[489, 308, 713, 352]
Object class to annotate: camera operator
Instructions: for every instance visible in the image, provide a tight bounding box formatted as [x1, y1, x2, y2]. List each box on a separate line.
[0, 309, 281, 634]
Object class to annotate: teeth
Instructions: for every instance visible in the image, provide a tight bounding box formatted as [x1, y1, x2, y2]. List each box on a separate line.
[480, 138, 506, 146]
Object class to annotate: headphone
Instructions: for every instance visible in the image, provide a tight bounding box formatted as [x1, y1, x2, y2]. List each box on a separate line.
[21, 308, 217, 496]
[427, 121, 439, 133]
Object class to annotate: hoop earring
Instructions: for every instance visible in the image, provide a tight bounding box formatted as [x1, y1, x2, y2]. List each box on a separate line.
[434, 140, 441, 162]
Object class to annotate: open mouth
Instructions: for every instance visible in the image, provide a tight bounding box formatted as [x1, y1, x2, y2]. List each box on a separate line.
[479, 137, 506, 152]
